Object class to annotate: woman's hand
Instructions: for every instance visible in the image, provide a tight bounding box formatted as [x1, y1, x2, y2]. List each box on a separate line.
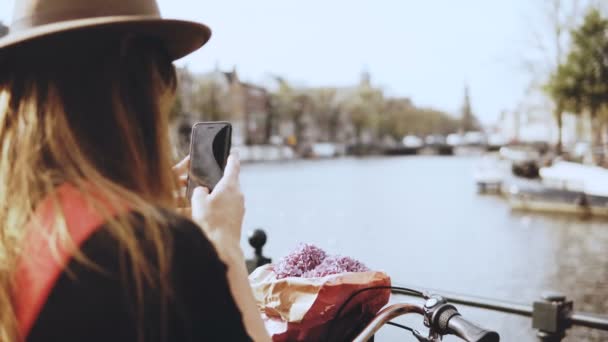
[191, 154, 244, 248]
[189, 154, 270, 341]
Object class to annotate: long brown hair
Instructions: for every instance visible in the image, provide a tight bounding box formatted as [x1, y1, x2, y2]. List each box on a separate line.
[0, 29, 180, 341]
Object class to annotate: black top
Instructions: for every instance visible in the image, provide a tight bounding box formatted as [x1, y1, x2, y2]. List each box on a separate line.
[28, 210, 252, 342]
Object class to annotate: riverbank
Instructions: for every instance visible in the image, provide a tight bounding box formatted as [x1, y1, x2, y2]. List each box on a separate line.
[235, 143, 493, 163]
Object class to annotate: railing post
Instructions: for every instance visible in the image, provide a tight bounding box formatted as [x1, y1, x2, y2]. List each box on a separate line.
[246, 228, 272, 274]
[533, 292, 573, 342]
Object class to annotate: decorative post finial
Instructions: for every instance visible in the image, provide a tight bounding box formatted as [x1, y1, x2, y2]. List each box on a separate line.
[246, 229, 272, 273]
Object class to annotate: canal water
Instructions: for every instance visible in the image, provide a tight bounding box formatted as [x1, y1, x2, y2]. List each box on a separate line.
[239, 155, 608, 341]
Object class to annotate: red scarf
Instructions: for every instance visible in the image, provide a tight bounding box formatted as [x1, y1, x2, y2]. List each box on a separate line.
[13, 184, 129, 340]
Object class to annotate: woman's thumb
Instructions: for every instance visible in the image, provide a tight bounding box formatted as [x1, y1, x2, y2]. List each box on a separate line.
[191, 187, 209, 221]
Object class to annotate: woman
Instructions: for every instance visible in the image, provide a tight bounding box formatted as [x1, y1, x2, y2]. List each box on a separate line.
[0, 0, 269, 341]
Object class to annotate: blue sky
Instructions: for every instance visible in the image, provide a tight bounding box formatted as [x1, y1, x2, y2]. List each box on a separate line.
[0, 1, 596, 123]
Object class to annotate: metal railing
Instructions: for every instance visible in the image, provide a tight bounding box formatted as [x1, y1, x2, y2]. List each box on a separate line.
[391, 285, 608, 341]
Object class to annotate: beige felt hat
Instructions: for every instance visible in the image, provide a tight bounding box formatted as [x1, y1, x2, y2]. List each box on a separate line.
[0, 0, 212, 60]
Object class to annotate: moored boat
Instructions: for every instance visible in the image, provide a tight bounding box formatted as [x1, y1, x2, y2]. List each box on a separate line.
[474, 155, 505, 193]
[539, 161, 608, 196]
[507, 185, 595, 217]
[506, 161, 608, 218]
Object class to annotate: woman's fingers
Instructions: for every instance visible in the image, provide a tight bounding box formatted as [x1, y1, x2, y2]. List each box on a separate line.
[224, 154, 240, 181]
[191, 186, 210, 221]
[173, 155, 190, 193]
[215, 154, 241, 192]
[172, 155, 190, 175]
[178, 174, 188, 186]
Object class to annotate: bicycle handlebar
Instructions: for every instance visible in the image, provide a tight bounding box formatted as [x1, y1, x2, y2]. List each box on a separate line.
[425, 295, 500, 342]
[446, 314, 500, 342]
[354, 294, 500, 342]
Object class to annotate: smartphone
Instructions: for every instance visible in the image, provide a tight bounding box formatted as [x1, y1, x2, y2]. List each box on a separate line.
[186, 122, 232, 200]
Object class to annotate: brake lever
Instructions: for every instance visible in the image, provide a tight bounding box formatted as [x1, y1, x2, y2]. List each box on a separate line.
[412, 330, 431, 342]
[412, 329, 441, 342]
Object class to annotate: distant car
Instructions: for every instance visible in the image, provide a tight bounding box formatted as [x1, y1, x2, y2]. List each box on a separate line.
[312, 143, 339, 158]
[425, 135, 446, 146]
[446, 133, 463, 146]
[463, 131, 487, 146]
[487, 134, 506, 147]
[402, 135, 423, 148]
[269, 135, 284, 145]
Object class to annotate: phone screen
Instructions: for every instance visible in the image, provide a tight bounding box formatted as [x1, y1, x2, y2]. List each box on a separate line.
[186, 122, 232, 199]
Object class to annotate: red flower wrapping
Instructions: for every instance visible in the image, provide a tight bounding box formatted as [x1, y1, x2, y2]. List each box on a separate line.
[250, 265, 391, 341]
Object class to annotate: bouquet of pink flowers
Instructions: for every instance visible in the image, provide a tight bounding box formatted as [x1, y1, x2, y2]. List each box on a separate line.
[249, 244, 391, 341]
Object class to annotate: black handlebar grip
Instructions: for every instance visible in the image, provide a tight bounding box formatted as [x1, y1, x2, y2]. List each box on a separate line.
[447, 315, 500, 342]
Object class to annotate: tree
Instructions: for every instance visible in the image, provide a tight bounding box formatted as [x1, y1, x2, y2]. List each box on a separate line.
[546, 62, 582, 151]
[573, 8, 608, 163]
[192, 79, 229, 122]
[169, 91, 184, 123]
[268, 78, 309, 149]
[546, 52, 585, 119]
[171, 66, 197, 121]
[526, 0, 585, 153]
[380, 99, 459, 139]
[264, 95, 277, 144]
[308, 88, 341, 142]
[549, 8, 608, 163]
[343, 85, 384, 145]
[291, 93, 310, 148]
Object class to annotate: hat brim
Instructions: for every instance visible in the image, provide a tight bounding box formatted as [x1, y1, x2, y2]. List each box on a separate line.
[0, 15, 211, 61]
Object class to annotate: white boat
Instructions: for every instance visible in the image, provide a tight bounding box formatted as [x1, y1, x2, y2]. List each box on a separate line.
[507, 185, 596, 217]
[540, 161, 608, 196]
[473, 156, 505, 193]
[506, 161, 608, 218]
